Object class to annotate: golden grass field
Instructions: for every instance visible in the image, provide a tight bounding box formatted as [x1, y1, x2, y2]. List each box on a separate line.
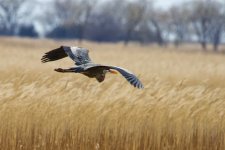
[0, 37, 225, 150]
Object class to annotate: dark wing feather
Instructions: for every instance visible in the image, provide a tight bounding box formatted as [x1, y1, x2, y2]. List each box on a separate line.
[109, 66, 144, 89]
[41, 46, 67, 63]
[42, 46, 92, 65]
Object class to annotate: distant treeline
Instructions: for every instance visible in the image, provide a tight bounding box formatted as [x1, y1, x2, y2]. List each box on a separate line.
[0, 0, 225, 51]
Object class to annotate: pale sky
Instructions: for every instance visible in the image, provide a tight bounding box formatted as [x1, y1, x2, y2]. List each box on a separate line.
[155, 0, 186, 9]
[104, 0, 225, 9]
[38, 0, 225, 9]
[155, 0, 224, 9]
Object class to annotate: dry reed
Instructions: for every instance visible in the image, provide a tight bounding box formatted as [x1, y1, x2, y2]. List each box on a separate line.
[0, 37, 225, 150]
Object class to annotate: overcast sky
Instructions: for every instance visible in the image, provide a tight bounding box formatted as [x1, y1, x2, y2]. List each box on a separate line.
[155, 0, 186, 8]
[154, 0, 224, 10]
[155, 0, 224, 9]
[39, 0, 225, 9]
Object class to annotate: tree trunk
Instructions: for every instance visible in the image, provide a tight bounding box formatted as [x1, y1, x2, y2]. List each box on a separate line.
[77, 24, 85, 44]
[151, 20, 164, 46]
[212, 27, 221, 52]
[213, 44, 218, 52]
[201, 41, 207, 51]
[124, 28, 132, 46]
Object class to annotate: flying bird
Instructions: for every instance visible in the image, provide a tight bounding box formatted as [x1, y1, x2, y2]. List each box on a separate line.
[41, 46, 144, 89]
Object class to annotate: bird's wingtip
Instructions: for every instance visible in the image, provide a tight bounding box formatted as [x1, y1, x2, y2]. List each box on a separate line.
[137, 84, 144, 89]
[41, 57, 49, 63]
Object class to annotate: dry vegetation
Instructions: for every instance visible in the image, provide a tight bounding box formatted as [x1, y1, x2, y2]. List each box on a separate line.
[0, 37, 225, 150]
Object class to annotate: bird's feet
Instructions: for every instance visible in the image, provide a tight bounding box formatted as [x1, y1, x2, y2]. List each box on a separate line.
[54, 68, 64, 72]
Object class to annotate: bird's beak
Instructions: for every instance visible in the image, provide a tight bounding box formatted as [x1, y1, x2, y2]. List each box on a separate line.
[109, 69, 118, 74]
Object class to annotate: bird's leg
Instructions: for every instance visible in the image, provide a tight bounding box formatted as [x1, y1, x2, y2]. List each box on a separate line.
[54, 68, 76, 73]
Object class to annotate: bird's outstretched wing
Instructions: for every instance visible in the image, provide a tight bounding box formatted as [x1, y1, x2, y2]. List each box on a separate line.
[109, 66, 144, 89]
[85, 65, 144, 89]
[41, 47, 67, 63]
[41, 46, 92, 65]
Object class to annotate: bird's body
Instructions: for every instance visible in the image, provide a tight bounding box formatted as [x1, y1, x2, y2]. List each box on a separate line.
[41, 46, 144, 89]
[81, 65, 107, 82]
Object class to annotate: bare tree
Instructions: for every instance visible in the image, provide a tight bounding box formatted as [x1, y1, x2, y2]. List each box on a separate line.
[209, 2, 225, 51]
[51, 0, 98, 42]
[168, 5, 190, 47]
[144, 7, 170, 46]
[77, 0, 98, 42]
[36, 0, 225, 46]
[122, 0, 149, 45]
[0, 0, 32, 35]
[187, 0, 220, 50]
[86, 0, 125, 42]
